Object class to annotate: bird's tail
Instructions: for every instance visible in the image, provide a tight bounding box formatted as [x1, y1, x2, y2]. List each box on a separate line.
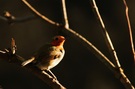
[21, 57, 35, 66]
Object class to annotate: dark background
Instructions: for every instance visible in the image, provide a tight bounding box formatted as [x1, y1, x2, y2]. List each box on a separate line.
[0, 0, 135, 89]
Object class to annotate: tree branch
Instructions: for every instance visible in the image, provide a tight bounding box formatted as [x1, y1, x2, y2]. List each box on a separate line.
[0, 39, 66, 89]
[123, 0, 135, 62]
[22, 0, 60, 26]
[61, 0, 69, 28]
[90, 0, 121, 68]
[90, 0, 134, 89]
[0, 11, 36, 24]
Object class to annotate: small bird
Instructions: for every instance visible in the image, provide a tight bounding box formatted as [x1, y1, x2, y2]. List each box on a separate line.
[22, 36, 65, 79]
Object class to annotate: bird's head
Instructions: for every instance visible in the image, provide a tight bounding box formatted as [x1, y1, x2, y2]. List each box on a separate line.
[51, 36, 65, 46]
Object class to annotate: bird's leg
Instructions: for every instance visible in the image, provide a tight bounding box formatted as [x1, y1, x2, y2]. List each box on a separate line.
[42, 70, 57, 80]
[47, 69, 57, 80]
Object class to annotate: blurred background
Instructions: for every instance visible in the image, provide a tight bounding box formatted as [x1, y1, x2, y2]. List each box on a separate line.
[0, 0, 135, 89]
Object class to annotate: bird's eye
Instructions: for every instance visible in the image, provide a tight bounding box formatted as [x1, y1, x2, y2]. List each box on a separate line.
[54, 37, 59, 41]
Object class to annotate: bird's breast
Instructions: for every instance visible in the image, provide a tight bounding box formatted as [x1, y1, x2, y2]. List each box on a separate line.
[36, 47, 65, 70]
[48, 48, 65, 69]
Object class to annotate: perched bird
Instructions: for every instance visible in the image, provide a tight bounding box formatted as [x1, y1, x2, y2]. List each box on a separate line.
[22, 36, 65, 78]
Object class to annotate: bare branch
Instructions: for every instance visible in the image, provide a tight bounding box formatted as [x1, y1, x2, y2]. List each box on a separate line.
[22, 0, 60, 26]
[0, 48, 66, 89]
[90, 0, 121, 68]
[4, 11, 15, 20]
[0, 50, 6, 54]
[61, 0, 69, 28]
[66, 28, 116, 69]
[11, 38, 17, 54]
[123, 0, 135, 61]
[24, 65, 66, 89]
[90, 0, 134, 89]
[0, 11, 36, 24]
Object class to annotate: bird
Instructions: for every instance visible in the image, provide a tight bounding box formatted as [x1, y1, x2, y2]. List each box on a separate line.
[21, 36, 65, 79]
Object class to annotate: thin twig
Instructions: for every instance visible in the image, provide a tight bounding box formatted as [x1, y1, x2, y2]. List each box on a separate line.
[0, 11, 36, 24]
[123, 0, 135, 61]
[11, 38, 17, 54]
[61, 0, 69, 28]
[90, 0, 134, 89]
[65, 28, 116, 70]
[22, 0, 60, 26]
[90, 0, 121, 68]
[26, 65, 66, 89]
[0, 50, 6, 54]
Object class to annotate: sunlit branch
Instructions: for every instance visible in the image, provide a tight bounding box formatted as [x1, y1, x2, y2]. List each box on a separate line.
[123, 0, 135, 62]
[22, 0, 60, 26]
[90, 0, 134, 89]
[61, 0, 69, 28]
[90, 0, 121, 68]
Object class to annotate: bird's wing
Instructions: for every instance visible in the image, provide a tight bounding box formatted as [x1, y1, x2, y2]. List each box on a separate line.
[21, 44, 51, 66]
[35, 44, 53, 61]
[22, 44, 59, 66]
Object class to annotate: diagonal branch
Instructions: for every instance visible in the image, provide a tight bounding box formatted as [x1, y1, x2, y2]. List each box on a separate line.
[22, 0, 60, 26]
[90, 0, 121, 68]
[61, 0, 69, 28]
[90, 0, 134, 89]
[123, 0, 135, 61]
